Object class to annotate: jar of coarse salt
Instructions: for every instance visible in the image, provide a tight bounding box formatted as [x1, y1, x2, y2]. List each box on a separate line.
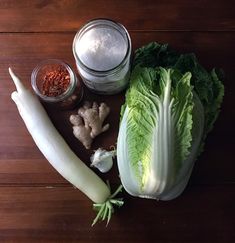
[72, 19, 132, 94]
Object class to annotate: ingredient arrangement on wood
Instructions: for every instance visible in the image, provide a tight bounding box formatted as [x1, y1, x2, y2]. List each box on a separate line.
[8, 19, 224, 226]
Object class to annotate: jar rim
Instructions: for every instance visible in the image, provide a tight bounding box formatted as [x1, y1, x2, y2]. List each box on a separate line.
[72, 18, 132, 75]
[31, 59, 77, 103]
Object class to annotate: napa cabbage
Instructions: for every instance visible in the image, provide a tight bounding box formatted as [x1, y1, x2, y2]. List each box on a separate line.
[117, 42, 224, 200]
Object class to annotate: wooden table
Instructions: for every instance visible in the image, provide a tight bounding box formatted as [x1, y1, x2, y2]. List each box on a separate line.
[0, 1, 234, 242]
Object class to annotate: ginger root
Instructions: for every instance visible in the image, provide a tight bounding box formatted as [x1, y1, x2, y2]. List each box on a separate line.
[69, 101, 110, 149]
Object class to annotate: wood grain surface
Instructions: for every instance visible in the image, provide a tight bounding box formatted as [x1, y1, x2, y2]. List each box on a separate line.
[0, 0, 234, 242]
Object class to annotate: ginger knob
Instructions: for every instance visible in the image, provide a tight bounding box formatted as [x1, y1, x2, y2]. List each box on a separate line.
[70, 101, 110, 149]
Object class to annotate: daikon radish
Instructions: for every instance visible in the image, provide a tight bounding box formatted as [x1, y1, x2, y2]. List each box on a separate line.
[9, 68, 123, 226]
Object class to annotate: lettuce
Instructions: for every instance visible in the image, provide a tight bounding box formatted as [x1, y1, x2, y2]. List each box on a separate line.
[117, 43, 224, 200]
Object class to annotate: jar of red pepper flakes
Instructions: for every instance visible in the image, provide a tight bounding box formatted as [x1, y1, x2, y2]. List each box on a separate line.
[31, 59, 83, 110]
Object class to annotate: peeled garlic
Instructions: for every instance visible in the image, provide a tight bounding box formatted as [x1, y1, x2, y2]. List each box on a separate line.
[90, 148, 115, 173]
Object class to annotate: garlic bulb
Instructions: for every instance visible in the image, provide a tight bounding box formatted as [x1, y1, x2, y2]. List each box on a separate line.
[90, 148, 115, 173]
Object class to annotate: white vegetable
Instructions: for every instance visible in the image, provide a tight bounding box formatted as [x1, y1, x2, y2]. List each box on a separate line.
[90, 148, 115, 173]
[9, 68, 123, 225]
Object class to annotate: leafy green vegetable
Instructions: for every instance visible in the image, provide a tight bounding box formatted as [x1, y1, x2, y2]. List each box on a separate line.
[117, 42, 224, 200]
[134, 42, 224, 138]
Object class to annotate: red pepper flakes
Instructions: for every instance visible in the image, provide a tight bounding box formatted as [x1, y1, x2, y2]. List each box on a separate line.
[42, 66, 70, 97]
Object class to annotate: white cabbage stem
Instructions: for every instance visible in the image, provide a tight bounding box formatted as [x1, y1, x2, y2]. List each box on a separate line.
[9, 68, 123, 225]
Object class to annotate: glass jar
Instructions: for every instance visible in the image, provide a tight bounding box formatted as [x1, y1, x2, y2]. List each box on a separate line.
[72, 19, 132, 95]
[31, 59, 83, 110]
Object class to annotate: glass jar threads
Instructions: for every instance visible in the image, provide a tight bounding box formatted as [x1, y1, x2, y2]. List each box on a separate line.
[31, 59, 83, 110]
[72, 19, 132, 95]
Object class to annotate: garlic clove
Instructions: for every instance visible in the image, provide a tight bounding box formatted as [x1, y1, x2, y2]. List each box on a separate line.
[90, 148, 115, 173]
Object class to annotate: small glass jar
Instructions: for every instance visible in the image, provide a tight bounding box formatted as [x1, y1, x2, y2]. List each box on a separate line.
[31, 59, 83, 110]
[72, 19, 132, 95]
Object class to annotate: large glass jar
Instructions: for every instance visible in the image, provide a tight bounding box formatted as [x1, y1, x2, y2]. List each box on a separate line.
[72, 19, 132, 95]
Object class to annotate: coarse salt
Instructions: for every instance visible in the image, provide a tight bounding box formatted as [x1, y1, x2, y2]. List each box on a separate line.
[73, 19, 132, 94]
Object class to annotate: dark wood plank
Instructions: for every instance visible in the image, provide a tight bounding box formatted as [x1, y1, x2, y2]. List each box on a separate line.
[0, 185, 234, 242]
[0, 0, 234, 32]
[0, 32, 234, 75]
[0, 159, 67, 185]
